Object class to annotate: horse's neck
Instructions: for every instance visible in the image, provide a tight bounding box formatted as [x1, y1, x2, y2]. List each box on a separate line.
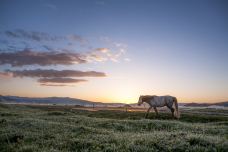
[143, 96, 152, 103]
[144, 97, 154, 106]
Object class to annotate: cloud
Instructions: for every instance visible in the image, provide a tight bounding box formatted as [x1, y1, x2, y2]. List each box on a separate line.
[98, 37, 129, 62]
[40, 83, 74, 87]
[38, 78, 87, 83]
[4, 29, 87, 44]
[85, 46, 127, 63]
[67, 34, 87, 43]
[5, 29, 64, 41]
[42, 45, 53, 51]
[96, 48, 109, 53]
[1, 69, 106, 86]
[0, 47, 127, 66]
[86, 53, 108, 62]
[7, 69, 106, 78]
[0, 49, 86, 67]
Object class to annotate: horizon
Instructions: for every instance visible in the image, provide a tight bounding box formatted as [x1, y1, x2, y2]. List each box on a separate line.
[1, 0, 228, 103]
[1, 94, 227, 104]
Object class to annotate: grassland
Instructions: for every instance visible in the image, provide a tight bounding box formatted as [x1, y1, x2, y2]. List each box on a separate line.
[0, 104, 228, 152]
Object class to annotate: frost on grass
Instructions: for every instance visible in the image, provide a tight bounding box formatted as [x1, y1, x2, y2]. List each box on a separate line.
[0, 104, 227, 152]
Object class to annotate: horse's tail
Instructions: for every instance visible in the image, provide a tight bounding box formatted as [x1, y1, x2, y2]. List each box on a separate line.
[173, 97, 180, 119]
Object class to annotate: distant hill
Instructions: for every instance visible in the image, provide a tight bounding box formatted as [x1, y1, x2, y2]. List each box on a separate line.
[184, 101, 228, 107]
[0, 95, 130, 107]
[0, 95, 104, 106]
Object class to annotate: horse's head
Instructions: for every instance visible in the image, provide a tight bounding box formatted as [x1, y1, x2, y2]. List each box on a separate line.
[138, 95, 143, 106]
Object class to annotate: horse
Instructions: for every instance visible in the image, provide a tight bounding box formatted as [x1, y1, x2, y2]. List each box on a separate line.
[138, 95, 180, 119]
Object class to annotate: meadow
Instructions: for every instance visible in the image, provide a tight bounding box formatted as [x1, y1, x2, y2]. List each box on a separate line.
[0, 104, 228, 152]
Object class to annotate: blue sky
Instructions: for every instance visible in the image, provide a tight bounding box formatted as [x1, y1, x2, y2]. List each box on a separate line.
[0, 0, 228, 103]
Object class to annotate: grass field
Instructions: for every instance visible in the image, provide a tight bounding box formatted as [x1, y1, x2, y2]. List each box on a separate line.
[0, 104, 228, 152]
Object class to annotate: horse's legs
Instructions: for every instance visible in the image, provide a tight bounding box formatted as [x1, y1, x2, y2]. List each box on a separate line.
[167, 106, 175, 118]
[145, 107, 152, 118]
[153, 107, 158, 116]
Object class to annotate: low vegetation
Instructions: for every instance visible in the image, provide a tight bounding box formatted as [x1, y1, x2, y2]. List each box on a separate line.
[0, 104, 227, 151]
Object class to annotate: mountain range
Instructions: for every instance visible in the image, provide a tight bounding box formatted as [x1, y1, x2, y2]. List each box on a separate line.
[0, 95, 125, 107]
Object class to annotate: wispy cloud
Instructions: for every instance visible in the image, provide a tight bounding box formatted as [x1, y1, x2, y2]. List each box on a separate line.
[1, 69, 106, 86]
[40, 83, 75, 87]
[5, 29, 64, 42]
[67, 34, 88, 44]
[0, 47, 127, 66]
[38, 78, 87, 83]
[6, 69, 106, 78]
[0, 49, 86, 67]
[4, 29, 87, 44]
[95, 48, 109, 53]
[99, 36, 128, 62]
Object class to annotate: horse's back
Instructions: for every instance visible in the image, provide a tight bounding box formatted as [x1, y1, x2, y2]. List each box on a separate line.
[151, 96, 166, 107]
[157, 95, 174, 101]
[151, 95, 175, 107]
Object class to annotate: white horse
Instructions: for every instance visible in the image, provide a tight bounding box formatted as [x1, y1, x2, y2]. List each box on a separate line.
[138, 95, 180, 119]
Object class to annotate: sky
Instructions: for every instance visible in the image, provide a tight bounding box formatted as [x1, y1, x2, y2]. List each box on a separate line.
[0, 0, 228, 103]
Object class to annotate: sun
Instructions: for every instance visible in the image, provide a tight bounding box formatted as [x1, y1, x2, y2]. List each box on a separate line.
[108, 86, 139, 104]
